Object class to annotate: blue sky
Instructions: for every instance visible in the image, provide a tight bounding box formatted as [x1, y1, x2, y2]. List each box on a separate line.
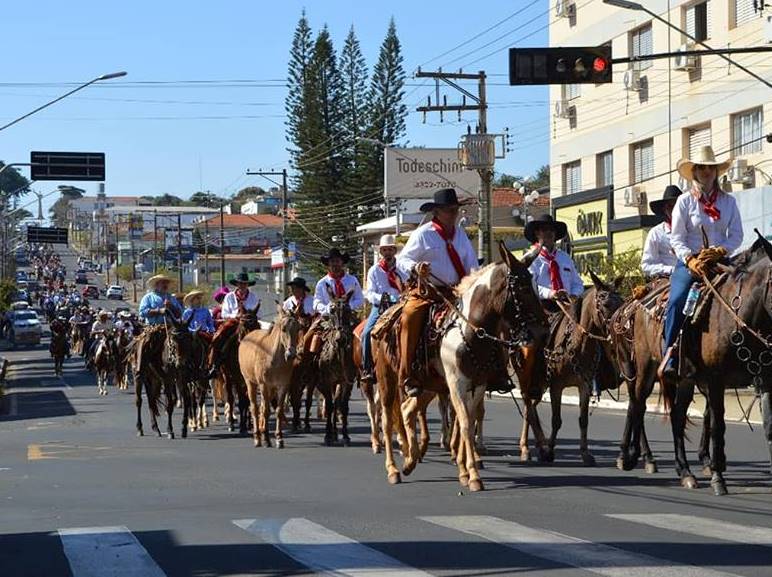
[0, 0, 549, 216]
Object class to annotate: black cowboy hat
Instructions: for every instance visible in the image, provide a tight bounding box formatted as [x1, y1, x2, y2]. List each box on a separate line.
[320, 248, 350, 265]
[419, 188, 465, 212]
[524, 214, 568, 244]
[229, 272, 256, 286]
[649, 184, 682, 216]
[286, 276, 310, 292]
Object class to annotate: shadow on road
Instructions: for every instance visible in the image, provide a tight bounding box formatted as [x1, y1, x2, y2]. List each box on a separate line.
[0, 390, 76, 421]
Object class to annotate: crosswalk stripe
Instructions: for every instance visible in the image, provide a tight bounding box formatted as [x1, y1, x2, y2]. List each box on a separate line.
[58, 526, 166, 577]
[234, 518, 432, 577]
[420, 515, 741, 577]
[607, 514, 772, 546]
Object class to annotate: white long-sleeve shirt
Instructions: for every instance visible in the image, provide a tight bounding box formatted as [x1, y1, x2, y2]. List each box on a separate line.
[221, 290, 261, 319]
[670, 190, 743, 263]
[313, 273, 364, 315]
[528, 249, 585, 300]
[396, 221, 478, 286]
[282, 294, 314, 316]
[641, 222, 677, 278]
[365, 261, 405, 306]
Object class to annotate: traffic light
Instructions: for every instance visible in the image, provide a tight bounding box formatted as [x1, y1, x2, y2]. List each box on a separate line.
[509, 46, 612, 85]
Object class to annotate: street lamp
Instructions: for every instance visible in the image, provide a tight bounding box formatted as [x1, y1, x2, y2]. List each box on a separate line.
[0, 71, 128, 133]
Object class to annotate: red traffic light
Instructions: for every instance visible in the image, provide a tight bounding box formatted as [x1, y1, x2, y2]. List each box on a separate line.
[593, 57, 609, 73]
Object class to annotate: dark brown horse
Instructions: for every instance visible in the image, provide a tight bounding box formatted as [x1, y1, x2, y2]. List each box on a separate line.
[49, 319, 69, 376]
[133, 324, 177, 438]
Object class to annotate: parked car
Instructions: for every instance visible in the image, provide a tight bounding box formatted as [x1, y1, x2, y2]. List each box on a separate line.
[16, 280, 28, 292]
[82, 285, 99, 299]
[75, 271, 88, 284]
[9, 310, 42, 346]
[106, 285, 124, 300]
[12, 290, 30, 304]
[15, 271, 28, 282]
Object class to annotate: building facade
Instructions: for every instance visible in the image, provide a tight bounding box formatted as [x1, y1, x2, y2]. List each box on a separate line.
[550, 0, 772, 263]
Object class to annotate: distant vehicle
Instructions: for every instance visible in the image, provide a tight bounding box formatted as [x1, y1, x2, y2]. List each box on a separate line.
[9, 310, 42, 346]
[10, 301, 30, 311]
[26, 280, 41, 294]
[75, 271, 88, 284]
[15, 271, 28, 282]
[82, 285, 99, 299]
[13, 290, 30, 304]
[106, 285, 124, 300]
[16, 280, 28, 291]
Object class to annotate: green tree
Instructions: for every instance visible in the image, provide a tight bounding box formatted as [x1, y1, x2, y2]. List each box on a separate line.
[528, 164, 550, 191]
[494, 173, 523, 188]
[0, 162, 30, 197]
[339, 26, 369, 191]
[596, 248, 644, 298]
[153, 194, 185, 206]
[189, 191, 225, 207]
[231, 186, 265, 202]
[285, 11, 315, 189]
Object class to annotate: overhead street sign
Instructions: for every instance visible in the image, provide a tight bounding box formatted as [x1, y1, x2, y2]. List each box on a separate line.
[30, 151, 106, 181]
[27, 226, 69, 245]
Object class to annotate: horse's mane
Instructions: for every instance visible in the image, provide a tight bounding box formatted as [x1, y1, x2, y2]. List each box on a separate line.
[454, 263, 499, 297]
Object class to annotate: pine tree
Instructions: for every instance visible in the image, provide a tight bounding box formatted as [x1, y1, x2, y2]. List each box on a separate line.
[338, 26, 369, 187]
[285, 11, 314, 188]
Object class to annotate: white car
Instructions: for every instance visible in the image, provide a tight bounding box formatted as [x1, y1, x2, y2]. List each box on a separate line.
[10, 310, 42, 346]
[106, 285, 124, 300]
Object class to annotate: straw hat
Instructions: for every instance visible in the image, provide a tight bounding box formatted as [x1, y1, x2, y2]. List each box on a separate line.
[378, 234, 397, 249]
[183, 290, 205, 307]
[676, 146, 731, 182]
[146, 274, 174, 289]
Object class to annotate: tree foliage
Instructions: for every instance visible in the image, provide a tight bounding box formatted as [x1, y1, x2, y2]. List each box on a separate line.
[189, 191, 225, 207]
[0, 162, 30, 197]
[596, 248, 645, 299]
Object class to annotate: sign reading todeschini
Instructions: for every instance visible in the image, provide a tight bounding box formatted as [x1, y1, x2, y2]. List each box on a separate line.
[384, 147, 480, 200]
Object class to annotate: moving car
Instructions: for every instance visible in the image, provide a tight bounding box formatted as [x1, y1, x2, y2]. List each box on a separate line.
[9, 310, 42, 346]
[75, 271, 88, 284]
[82, 285, 99, 299]
[106, 285, 124, 300]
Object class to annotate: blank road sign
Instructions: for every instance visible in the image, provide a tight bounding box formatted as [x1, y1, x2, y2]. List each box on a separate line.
[30, 151, 105, 181]
[27, 226, 69, 244]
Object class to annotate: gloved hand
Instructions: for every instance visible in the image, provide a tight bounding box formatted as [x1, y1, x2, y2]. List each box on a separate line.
[415, 262, 431, 278]
[698, 246, 727, 264]
[686, 254, 710, 277]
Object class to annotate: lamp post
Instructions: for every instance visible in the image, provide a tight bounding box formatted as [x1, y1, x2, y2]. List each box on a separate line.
[0, 71, 127, 133]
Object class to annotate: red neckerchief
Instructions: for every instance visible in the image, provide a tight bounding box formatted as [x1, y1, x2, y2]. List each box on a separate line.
[539, 247, 564, 291]
[697, 187, 721, 222]
[378, 259, 402, 291]
[431, 218, 466, 281]
[327, 271, 345, 297]
[664, 219, 672, 231]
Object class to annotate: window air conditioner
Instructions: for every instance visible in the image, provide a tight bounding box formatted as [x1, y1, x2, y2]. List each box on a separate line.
[623, 68, 641, 91]
[555, 0, 576, 18]
[674, 43, 697, 71]
[554, 99, 575, 119]
[728, 158, 753, 184]
[624, 186, 647, 207]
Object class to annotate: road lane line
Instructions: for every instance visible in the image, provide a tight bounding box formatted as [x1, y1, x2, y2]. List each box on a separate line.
[607, 514, 772, 546]
[420, 515, 741, 577]
[58, 526, 166, 577]
[234, 518, 432, 577]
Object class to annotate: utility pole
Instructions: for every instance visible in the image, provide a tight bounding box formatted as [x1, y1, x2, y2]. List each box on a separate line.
[245, 168, 290, 296]
[219, 203, 225, 286]
[415, 69, 495, 264]
[153, 210, 158, 274]
[176, 213, 183, 293]
[204, 218, 210, 284]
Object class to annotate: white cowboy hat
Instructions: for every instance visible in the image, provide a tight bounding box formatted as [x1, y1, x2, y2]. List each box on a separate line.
[146, 274, 174, 289]
[677, 145, 732, 182]
[183, 289, 205, 307]
[117, 310, 131, 318]
[378, 234, 397, 248]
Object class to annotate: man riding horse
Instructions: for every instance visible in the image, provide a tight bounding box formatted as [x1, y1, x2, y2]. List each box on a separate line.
[283, 277, 314, 316]
[85, 310, 114, 370]
[525, 214, 584, 305]
[139, 274, 181, 326]
[641, 185, 682, 280]
[396, 188, 478, 398]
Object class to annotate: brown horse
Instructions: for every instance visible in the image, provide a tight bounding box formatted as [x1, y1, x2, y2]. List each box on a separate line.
[610, 234, 772, 495]
[133, 324, 177, 438]
[49, 319, 69, 376]
[93, 332, 117, 396]
[239, 305, 301, 448]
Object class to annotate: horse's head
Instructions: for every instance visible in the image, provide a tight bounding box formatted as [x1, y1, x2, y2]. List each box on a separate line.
[275, 306, 302, 361]
[587, 270, 625, 334]
[325, 287, 354, 332]
[239, 305, 261, 334]
[497, 241, 548, 334]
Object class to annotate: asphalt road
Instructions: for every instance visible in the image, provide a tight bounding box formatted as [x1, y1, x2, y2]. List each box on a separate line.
[1, 248, 771, 577]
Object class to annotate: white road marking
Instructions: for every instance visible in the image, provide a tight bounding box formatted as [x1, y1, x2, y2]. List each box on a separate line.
[234, 518, 432, 577]
[607, 514, 772, 546]
[420, 515, 741, 577]
[58, 526, 166, 577]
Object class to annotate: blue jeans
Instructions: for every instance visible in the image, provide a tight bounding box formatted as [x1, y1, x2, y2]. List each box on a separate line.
[361, 306, 381, 373]
[663, 260, 695, 354]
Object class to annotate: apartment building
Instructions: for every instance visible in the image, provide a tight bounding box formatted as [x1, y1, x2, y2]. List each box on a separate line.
[550, 0, 772, 275]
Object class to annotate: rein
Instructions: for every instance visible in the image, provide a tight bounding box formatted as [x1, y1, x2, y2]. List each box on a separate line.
[553, 298, 611, 343]
[701, 272, 772, 349]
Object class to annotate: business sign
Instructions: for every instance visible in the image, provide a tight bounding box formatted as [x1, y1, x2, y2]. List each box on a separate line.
[270, 242, 297, 269]
[384, 147, 480, 200]
[555, 198, 607, 242]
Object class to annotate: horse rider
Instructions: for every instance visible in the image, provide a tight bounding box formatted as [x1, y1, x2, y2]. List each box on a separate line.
[283, 277, 314, 316]
[139, 274, 181, 326]
[396, 188, 478, 398]
[641, 185, 682, 280]
[661, 145, 743, 379]
[524, 214, 584, 305]
[361, 234, 405, 383]
[113, 311, 133, 335]
[211, 286, 230, 327]
[85, 310, 114, 370]
[182, 290, 215, 335]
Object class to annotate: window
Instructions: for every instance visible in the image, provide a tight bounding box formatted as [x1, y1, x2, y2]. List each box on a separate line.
[732, 107, 763, 155]
[563, 160, 582, 195]
[596, 150, 614, 188]
[630, 24, 653, 71]
[685, 1, 711, 41]
[734, 0, 756, 27]
[563, 83, 580, 101]
[687, 124, 712, 158]
[631, 139, 654, 183]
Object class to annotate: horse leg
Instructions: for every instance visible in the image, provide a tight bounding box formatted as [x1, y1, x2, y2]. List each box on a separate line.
[323, 387, 335, 446]
[474, 401, 487, 457]
[670, 378, 697, 488]
[260, 384, 272, 448]
[400, 395, 422, 476]
[698, 402, 713, 476]
[275, 389, 287, 449]
[165, 381, 176, 440]
[578, 383, 595, 467]
[438, 393, 451, 451]
[363, 381, 380, 454]
[762, 391, 772, 476]
[623, 366, 654, 471]
[224, 374, 236, 432]
[303, 381, 314, 433]
[519, 398, 532, 462]
[135, 375, 144, 436]
[707, 379, 728, 496]
[339, 384, 352, 447]
[416, 392, 433, 461]
[547, 385, 562, 463]
[381, 394, 401, 484]
[180, 383, 190, 439]
[640, 421, 658, 473]
[617, 393, 636, 470]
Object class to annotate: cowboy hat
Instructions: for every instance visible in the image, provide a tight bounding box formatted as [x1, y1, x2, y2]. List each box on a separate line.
[419, 188, 471, 212]
[378, 234, 397, 249]
[677, 145, 732, 181]
[649, 185, 682, 216]
[117, 310, 131, 318]
[524, 214, 569, 244]
[229, 272, 256, 286]
[286, 276, 311, 291]
[320, 247, 350, 265]
[146, 274, 174, 289]
[183, 289, 206, 307]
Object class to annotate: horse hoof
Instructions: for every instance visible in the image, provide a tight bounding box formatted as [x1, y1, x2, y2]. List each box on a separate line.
[711, 479, 728, 496]
[137, 430, 144, 437]
[324, 438, 333, 447]
[539, 448, 554, 463]
[468, 479, 484, 492]
[616, 457, 625, 471]
[520, 450, 531, 463]
[253, 439, 260, 448]
[681, 475, 699, 489]
[475, 460, 485, 470]
[304, 425, 312, 433]
[228, 426, 235, 433]
[181, 430, 188, 439]
[459, 474, 470, 487]
[168, 432, 175, 440]
[581, 453, 596, 467]
[402, 461, 417, 477]
[702, 465, 713, 477]
[476, 444, 488, 457]
[276, 439, 284, 449]
[387, 472, 402, 485]
[645, 462, 658, 474]
[373, 445, 382, 455]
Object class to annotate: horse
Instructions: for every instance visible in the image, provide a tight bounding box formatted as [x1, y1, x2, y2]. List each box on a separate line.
[114, 326, 137, 391]
[238, 305, 301, 448]
[93, 331, 117, 396]
[518, 271, 624, 466]
[610, 233, 772, 495]
[133, 323, 177, 438]
[49, 319, 69, 376]
[70, 321, 89, 356]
